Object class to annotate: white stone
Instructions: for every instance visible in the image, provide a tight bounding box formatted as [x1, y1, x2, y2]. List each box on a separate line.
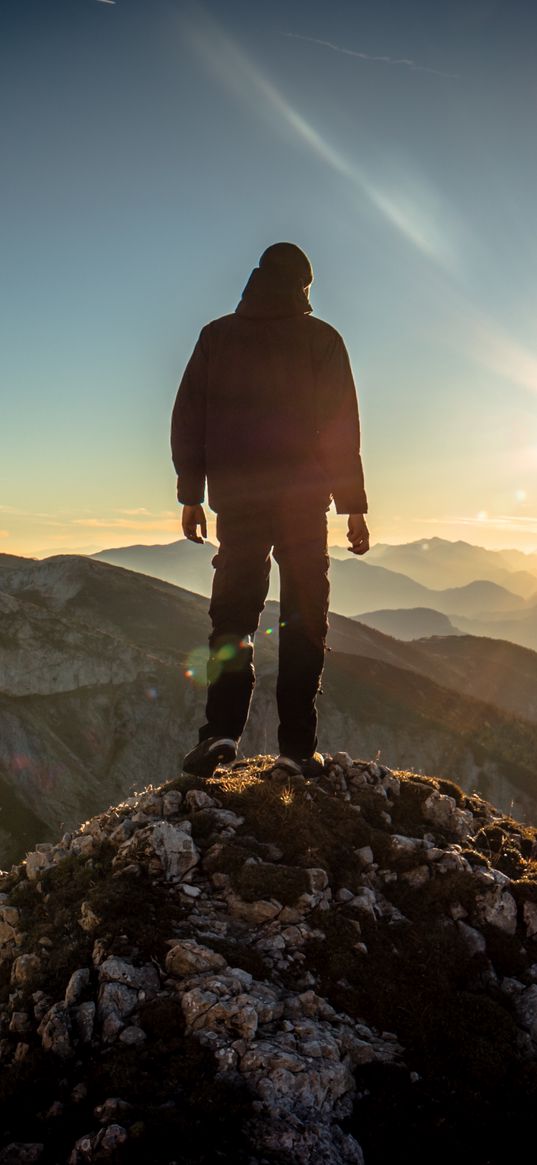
[166, 940, 226, 978]
[474, 887, 517, 935]
[65, 968, 91, 1007]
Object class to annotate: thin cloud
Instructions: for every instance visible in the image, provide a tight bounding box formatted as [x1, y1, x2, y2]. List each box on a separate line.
[95, 1, 116, 5]
[283, 32, 458, 79]
[71, 517, 179, 532]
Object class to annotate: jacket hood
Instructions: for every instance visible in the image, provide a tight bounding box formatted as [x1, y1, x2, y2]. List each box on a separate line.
[236, 265, 313, 319]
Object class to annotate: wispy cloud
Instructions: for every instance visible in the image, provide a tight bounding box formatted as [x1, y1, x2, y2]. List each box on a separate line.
[96, 1, 116, 5]
[282, 33, 459, 79]
[71, 514, 179, 532]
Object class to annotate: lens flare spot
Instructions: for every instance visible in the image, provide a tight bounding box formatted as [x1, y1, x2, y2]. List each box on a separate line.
[145, 686, 158, 700]
[265, 627, 273, 636]
[184, 645, 210, 686]
[280, 620, 286, 628]
[217, 643, 237, 662]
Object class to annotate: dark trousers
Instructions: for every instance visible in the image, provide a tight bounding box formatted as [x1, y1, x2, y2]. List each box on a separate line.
[198, 506, 329, 759]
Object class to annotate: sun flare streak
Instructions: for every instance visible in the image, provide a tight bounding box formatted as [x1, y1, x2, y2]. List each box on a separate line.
[181, 9, 458, 269]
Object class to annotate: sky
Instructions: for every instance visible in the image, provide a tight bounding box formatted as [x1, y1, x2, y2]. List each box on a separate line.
[1, 0, 537, 557]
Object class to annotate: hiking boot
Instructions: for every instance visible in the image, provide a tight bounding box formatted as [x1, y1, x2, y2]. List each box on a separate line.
[273, 753, 325, 779]
[182, 737, 238, 778]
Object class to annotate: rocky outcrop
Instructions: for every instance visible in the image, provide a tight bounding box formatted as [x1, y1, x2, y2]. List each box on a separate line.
[1, 753, 537, 1162]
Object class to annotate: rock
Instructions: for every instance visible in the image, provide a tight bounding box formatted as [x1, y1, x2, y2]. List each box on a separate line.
[97, 1125, 128, 1155]
[38, 1003, 72, 1058]
[421, 791, 473, 839]
[354, 846, 374, 868]
[165, 940, 227, 977]
[65, 967, 91, 1006]
[74, 1001, 95, 1044]
[162, 790, 183, 817]
[78, 902, 100, 933]
[70, 834, 94, 858]
[71, 1083, 88, 1104]
[97, 982, 138, 1041]
[25, 851, 52, 881]
[9, 1011, 31, 1033]
[306, 868, 329, 892]
[456, 921, 486, 956]
[523, 901, 537, 938]
[401, 865, 430, 889]
[68, 1134, 94, 1163]
[515, 985, 537, 1039]
[0, 917, 17, 945]
[0, 1147, 44, 1164]
[227, 894, 282, 924]
[116, 820, 200, 882]
[185, 788, 217, 811]
[11, 953, 41, 987]
[195, 807, 245, 833]
[388, 834, 423, 860]
[99, 956, 160, 996]
[94, 1098, 133, 1123]
[331, 752, 353, 770]
[474, 887, 517, 935]
[119, 1025, 147, 1046]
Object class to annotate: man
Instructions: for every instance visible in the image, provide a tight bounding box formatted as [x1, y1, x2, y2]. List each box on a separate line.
[171, 242, 369, 779]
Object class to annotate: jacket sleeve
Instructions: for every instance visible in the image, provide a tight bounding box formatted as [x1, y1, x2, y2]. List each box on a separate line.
[171, 329, 208, 506]
[316, 332, 368, 515]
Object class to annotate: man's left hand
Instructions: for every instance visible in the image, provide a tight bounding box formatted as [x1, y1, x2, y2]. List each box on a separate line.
[347, 514, 370, 555]
[182, 504, 207, 543]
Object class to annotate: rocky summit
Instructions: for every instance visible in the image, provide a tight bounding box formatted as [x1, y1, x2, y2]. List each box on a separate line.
[2, 754, 537, 1164]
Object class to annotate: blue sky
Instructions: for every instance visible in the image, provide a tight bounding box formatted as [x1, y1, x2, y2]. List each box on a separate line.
[2, 0, 537, 554]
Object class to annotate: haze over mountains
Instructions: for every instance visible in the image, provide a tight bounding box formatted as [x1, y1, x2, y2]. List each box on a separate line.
[94, 537, 537, 649]
[3, 551, 537, 868]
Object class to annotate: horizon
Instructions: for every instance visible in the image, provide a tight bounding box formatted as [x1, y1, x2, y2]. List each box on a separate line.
[4, 532, 537, 564]
[2, 0, 537, 556]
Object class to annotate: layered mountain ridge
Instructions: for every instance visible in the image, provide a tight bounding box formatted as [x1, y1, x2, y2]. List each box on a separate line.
[2, 554, 537, 867]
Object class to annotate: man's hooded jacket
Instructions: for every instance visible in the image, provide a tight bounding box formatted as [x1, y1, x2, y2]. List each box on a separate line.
[171, 250, 368, 516]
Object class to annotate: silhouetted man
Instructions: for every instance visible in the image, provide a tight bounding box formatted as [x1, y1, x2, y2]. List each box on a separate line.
[171, 242, 369, 778]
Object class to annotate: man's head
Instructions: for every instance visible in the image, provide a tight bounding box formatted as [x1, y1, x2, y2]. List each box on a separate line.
[259, 242, 313, 289]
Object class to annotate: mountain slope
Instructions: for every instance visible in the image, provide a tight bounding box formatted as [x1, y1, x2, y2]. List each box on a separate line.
[1, 554, 537, 866]
[355, 607, 462, 640]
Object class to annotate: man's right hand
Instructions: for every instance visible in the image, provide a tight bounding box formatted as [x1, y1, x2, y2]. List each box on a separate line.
[182, 504, 207, 544]
[347, 514, 370, 555]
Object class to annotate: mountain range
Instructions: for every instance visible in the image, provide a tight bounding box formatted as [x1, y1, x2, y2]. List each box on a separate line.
[3, 552, 537, 867]
[94, 536, 537, 648]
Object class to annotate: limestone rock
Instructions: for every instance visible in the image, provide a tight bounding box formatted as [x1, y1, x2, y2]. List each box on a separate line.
[65, 968, 91, 1006]
[11, 953, 40, 987]
[165, 939, 227, 977]
[474, 886, 517, 935]
[99, 956, 160, 996]
[422, 791, 473, 839]
[38, 1003, 72, 1058]
[115, 820, 200, 881]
